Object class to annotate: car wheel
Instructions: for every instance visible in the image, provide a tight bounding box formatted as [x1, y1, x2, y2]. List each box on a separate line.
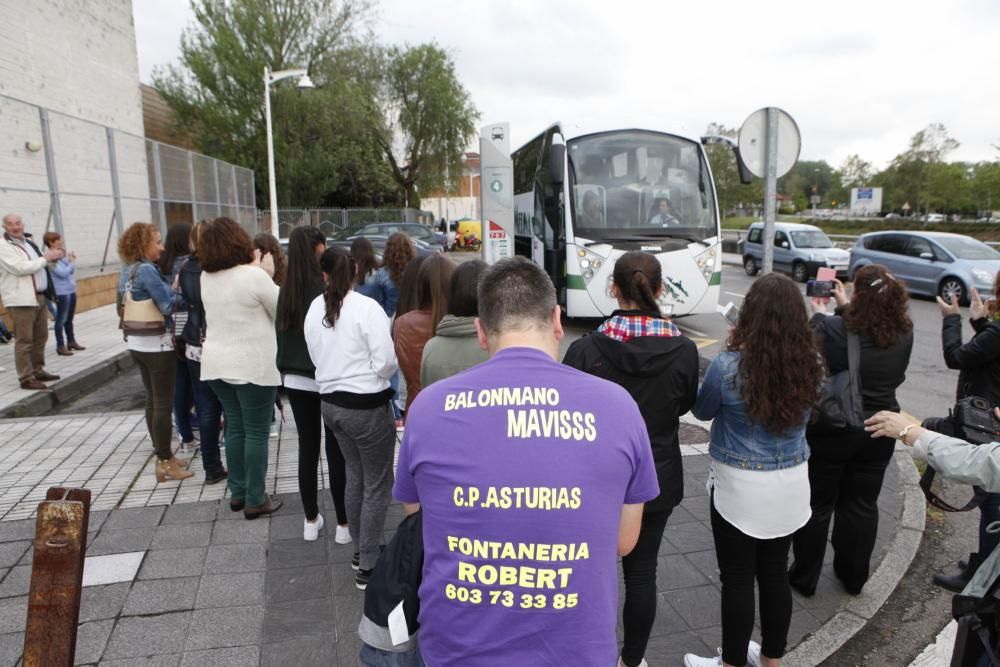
[744, 256, 759, 276]
[939, 277, 968, 306]
[792, 262, 808, 283]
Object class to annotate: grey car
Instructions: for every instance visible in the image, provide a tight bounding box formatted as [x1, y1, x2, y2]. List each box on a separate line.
[848, 231, 1000, 304]
[742, 222, 851, 282]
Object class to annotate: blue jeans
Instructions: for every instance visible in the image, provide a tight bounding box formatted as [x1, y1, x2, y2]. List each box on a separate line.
[186, 358, 224, 475]
[360, 645, 424, 667]
[53, 293, 76, 347]
[173, 353, 195, 442]
[208, 380, 276, 506]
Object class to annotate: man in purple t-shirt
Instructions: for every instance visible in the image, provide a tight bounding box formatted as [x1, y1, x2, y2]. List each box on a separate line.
[394, 257, 659, 666]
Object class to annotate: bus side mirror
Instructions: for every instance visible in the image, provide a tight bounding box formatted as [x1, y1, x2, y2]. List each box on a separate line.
[549, 144, 565, 185]
[733, 146, 753, 185]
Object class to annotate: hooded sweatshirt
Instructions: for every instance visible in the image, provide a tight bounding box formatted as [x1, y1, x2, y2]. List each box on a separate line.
[419, 315, 489, 389]
[563, 309, 699, 512]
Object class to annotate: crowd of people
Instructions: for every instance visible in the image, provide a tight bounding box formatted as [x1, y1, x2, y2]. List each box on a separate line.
[10, 208, 998, 665]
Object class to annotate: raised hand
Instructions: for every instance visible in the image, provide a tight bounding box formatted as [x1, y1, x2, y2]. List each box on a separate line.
[936, 294, 961, 317]
[970, 288, 988, 320]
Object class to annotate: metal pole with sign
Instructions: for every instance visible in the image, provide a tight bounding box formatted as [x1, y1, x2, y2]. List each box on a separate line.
[737, 108, 801, 275]
[479, 123, 514, 264]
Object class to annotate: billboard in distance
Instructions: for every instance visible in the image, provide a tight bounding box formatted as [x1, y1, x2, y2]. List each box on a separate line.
[850, 187, 883, 215]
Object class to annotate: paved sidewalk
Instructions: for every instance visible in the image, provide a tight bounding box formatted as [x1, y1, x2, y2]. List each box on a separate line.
[0, 304, 125, 417]
[0, 411, 911, 666]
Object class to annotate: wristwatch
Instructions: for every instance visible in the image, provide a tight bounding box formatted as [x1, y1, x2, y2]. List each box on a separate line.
[898, 424, 915, 444]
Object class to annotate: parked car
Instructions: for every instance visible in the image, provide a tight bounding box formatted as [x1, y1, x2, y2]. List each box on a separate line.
[279, 232, 441, 260]
[355, 222, 446, 248]
[742, 222, 851, 282]
[921, 213, 947, 223]
[849, 231, 1000, 304]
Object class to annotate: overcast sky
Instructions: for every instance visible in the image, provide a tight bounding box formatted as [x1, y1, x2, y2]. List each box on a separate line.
[132, 0, 1000, 170]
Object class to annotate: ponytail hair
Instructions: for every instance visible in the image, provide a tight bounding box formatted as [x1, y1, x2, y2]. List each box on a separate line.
[319, 247, 356, 328]
[611, 251, 662, 312]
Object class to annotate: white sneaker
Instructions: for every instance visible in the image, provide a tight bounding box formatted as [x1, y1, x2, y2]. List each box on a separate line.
[335, 524, 352, 544]
[617, 659, 648, 667]
[746, 640, 763, 667]
[683, 649, 722, 667]
[303, 513, 324, 541]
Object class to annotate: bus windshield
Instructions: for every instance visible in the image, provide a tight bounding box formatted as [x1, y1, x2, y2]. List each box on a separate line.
[569, 131, 717, 242]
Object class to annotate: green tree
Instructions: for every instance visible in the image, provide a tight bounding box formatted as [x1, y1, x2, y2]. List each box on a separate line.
[152, 0, 397, 208]
[971, 162, 1000, 217]
[888, 123, 960, 216]
[839, 154, 873, 190]
[372, 44, 479, 207]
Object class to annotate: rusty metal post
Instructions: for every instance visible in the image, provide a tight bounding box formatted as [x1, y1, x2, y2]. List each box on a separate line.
[22, 487, 91, 667]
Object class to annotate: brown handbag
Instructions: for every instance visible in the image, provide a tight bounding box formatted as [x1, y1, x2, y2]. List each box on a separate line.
[120, 265, 167, 337]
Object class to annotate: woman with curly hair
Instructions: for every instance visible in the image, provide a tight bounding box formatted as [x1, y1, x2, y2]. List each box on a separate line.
[373, 232, 414, 317]
[117, 222, 193, 483]
[685, 273, 822, 667]
[789, 264, 913, 599]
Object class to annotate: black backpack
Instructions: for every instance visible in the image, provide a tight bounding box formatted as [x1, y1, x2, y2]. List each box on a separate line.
[953, 545, 1000, 666]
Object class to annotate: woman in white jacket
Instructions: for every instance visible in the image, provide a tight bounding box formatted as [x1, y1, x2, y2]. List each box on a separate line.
[304, 246, 398, 590]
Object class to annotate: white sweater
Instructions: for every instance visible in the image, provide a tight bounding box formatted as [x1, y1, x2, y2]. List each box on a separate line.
[304, 290, 398, 396]
[200, 264, 281, 386]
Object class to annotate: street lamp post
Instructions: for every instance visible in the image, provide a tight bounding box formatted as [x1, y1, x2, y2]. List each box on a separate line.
[263, 66, 314, 239]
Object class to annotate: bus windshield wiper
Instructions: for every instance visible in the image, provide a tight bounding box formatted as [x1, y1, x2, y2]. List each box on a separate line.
[583, 234, 709, 247]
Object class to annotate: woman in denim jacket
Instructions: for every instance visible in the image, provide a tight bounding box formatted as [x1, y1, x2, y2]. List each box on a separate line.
[117, 222, 192, 483]
[685, 274, 823, 667]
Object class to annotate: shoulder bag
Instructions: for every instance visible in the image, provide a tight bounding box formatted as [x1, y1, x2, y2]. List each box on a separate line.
[120, 264, 167, 337]
[815, 332, 864, 429]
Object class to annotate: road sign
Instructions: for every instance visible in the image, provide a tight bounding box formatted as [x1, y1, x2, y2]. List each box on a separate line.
[738, 108, 801, 179]
[902, 201, 912, 211]
[810, 194, 821, 205]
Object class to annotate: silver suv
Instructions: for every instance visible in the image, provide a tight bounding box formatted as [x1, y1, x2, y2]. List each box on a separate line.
[849, 231, 1000, 304]
[742, 222, 850, 282]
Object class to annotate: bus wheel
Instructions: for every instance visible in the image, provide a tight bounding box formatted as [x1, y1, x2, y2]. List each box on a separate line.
[792, 262, 808, 283]
[743, 256, 759, 276]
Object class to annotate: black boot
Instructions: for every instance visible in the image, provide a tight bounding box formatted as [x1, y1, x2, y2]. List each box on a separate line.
[933, 553, 982, 592]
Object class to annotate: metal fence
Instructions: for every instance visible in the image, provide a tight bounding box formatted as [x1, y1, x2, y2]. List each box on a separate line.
[0, 92, 257, 272]
[260, 208, 437, 239]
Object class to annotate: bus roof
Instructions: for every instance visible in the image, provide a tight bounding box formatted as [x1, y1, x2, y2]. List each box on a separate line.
[514, 122, 703, 153]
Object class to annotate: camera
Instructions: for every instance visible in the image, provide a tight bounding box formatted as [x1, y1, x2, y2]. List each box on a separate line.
[806, 280, 833, 298]
[952, 396, 1000, 445]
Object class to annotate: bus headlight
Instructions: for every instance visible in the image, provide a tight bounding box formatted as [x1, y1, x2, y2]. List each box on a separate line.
[577, 247, 605, 285]
[695, 246, 719, 284]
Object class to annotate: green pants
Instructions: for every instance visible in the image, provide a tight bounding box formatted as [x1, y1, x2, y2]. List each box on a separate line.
[209, 381, 276, 507]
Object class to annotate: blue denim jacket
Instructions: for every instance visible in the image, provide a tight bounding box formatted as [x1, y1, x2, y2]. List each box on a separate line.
[372, 267, 399, 317]
[692, 350, 809, 471]
[117, 261, 181, 324]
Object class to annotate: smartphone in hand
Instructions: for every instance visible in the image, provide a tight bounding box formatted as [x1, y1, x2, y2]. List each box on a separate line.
[719, 302, 739, 327]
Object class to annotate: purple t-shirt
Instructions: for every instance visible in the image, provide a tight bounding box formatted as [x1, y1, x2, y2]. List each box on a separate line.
[393, 347, 658, 666]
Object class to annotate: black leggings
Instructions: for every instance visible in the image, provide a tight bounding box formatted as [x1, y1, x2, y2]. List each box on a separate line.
[286, 388, 347, 524]
[790, 427, 895, 596]
[620, 509, 672, 666]
[712, 499, 793, 666]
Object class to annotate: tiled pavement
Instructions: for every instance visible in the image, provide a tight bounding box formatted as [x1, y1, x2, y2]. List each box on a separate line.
[0, 304, 124, 416]
[0, 411, 905, 666]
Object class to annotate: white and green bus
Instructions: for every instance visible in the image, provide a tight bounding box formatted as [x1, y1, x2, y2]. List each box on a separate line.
[512, 124, 723, 317]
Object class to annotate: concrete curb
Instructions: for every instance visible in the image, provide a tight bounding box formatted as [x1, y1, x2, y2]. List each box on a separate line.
[784, 445, 926, 665]
[0, 351, 134, 419]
